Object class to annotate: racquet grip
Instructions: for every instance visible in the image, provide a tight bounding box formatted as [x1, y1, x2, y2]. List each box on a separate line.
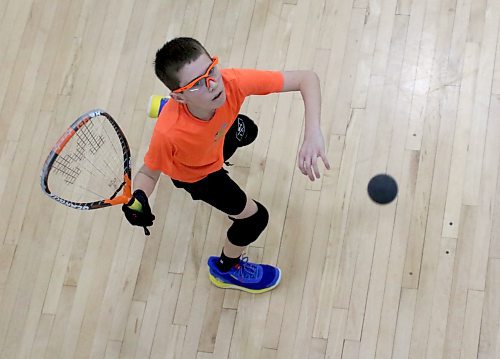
[128, 198, 143, 212]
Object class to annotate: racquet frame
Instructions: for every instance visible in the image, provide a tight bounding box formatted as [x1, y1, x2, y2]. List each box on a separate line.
[40, 109, 132, 210]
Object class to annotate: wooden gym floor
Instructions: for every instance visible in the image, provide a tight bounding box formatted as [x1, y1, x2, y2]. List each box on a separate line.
[1, 0, 500, 358]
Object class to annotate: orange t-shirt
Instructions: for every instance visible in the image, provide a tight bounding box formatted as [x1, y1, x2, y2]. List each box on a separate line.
[144, 68, 284, 182]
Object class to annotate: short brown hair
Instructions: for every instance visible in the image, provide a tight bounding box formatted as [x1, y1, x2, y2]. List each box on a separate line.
[154, 37, 210, 91]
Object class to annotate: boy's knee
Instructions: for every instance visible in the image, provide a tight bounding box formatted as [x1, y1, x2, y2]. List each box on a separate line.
[227, 201, 269, 246]
[236, 114, 258, 146]
[231, 196, 257, 219]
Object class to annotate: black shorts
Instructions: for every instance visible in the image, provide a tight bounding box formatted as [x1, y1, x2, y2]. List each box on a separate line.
[171, 115, 257, 216]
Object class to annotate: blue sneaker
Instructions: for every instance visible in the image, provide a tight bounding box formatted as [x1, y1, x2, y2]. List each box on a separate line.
[207, 256, 281, 293]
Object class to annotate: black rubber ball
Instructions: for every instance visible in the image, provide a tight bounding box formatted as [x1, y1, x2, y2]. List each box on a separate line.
[367, 174, 398, 204]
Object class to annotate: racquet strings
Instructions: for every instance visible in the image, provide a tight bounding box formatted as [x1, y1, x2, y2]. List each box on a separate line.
[48, 115, 125, 204]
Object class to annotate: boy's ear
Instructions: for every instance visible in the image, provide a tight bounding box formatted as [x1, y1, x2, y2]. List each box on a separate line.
[170, 92, 186, 104]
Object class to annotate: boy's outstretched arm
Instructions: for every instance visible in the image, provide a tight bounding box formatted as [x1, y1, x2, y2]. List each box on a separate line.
[281, 71, 330, 181]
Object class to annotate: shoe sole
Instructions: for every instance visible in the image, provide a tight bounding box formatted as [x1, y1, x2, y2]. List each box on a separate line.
[208, 269, 281, 294]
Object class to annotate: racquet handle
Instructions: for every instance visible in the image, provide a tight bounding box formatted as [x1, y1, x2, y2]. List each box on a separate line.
[128, 198, 143, 212]
[126, 194, 151, 236]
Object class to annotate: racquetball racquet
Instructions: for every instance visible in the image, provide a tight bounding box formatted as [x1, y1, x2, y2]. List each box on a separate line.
[40, 109, 149, 233]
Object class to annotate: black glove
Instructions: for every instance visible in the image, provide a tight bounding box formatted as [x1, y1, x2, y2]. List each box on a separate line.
[122, 189, 155, 235]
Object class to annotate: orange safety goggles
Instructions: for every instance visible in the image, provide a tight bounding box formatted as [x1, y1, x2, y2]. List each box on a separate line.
[172, 56, 219, 93]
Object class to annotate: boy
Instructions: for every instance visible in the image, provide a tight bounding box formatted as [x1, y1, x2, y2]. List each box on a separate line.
[122, 37, 330, 293]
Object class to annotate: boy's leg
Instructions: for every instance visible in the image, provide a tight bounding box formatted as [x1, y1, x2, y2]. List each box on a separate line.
[223, 114, 258, 161]
[210, 196, 281, 293]
[172, 168, 247, 216]
[219, 198, 257, 258]
[172, 169, 281, 293]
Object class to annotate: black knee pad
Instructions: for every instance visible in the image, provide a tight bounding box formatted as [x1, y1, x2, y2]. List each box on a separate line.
[227, 201, 269, 246]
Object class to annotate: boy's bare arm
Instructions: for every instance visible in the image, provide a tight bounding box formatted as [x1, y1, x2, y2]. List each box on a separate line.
[133, 164, 161, 197]
[281, 70, 330, 181]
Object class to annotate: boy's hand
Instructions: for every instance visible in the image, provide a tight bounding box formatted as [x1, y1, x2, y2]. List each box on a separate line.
[298, 129, 330, 181]
[122, 189, 155, 235]
[281, 71, 330, 180]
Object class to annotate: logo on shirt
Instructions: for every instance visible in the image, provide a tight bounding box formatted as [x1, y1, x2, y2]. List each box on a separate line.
[214, 123, 227, 142]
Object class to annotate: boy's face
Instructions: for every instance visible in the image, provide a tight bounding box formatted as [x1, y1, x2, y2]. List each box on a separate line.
[171, 53, 226, 111]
